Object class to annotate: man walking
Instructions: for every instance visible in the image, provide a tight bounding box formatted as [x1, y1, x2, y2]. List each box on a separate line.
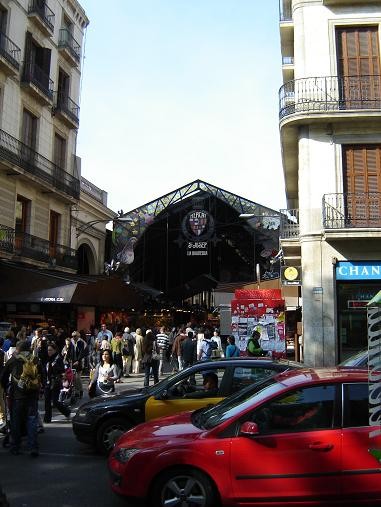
[0, 340, 42, 456]
[155, 327, 169, 376]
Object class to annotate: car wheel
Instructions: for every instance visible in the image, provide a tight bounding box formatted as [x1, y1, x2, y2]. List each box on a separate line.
[151, 466, 218, 507]
[96, 417, 130, 455]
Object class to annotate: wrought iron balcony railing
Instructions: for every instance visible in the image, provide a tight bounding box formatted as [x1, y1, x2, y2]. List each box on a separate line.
[28, 0, 55, 33]
[0, 129, 80, 199]
[280, 209, 300, 239]
[54, 91, 80, 124]
[22, 61, 54, 99]
[323, 192, 381, 229]
[58, 28, 80, 62]
[0, 31, 21, 70]
[280, 75, 381, 119]
[0, 224, 78, 269]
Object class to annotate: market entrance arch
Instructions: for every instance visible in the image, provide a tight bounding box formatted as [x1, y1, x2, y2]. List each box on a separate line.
[113, 180, 281, 306]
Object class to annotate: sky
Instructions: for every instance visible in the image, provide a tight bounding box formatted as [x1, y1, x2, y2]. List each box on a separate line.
[76, 0, 286, 215]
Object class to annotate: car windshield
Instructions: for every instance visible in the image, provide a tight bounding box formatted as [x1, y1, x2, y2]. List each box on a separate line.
[339, 349, 367, 368]
[194, 376, 281, 430]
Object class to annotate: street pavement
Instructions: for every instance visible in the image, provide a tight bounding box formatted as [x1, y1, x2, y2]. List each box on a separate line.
[0, 372, 159, 507]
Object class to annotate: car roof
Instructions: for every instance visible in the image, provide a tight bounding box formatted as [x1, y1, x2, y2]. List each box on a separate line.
[197, 357, 302, 367]
[273, 367, 369, 388]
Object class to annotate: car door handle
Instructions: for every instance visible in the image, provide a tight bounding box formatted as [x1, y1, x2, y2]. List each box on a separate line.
[309, 442, 333, 451]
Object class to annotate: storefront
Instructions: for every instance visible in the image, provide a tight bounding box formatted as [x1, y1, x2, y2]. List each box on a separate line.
[336, 261, 381, 360]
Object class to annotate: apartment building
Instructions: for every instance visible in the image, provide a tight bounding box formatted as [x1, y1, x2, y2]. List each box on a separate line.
[0, 0, 88, 273]
[279, 0, 381, 366]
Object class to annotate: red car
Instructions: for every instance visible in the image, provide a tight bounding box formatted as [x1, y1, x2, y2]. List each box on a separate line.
[109, 368, 381, 506]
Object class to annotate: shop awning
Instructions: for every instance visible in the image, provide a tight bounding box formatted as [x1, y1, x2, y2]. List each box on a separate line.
[0, 263, 144, 309]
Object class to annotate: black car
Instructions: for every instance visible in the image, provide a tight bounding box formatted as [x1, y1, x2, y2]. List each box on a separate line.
[72, 357, 301, 454]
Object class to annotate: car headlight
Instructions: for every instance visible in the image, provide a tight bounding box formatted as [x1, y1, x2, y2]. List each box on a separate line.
[76, 408, 91, 420]
[113, 447, 139, 464]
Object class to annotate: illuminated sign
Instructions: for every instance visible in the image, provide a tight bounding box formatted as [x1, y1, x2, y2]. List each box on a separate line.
[336, 261, 381, 280]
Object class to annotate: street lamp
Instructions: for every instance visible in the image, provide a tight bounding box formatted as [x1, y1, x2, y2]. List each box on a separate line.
[76, 214, 132, 237]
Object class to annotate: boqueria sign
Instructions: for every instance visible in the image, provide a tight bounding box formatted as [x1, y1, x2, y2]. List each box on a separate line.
[367, 290, 381, 462]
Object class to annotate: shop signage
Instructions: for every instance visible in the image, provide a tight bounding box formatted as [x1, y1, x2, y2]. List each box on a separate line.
[336, 261, 381, 280]
[40, 297, 64, 302]
[182, 209, 214, 257]
[348, 300, 369, 309]
[281, 266, 302, 286]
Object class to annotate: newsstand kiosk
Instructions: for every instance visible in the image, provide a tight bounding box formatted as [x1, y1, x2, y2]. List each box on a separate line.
[231, 288, 286, 358]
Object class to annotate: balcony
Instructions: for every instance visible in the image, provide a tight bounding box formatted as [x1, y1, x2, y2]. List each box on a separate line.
[323, 193, 381, 230]
[280, 75, 381, 120]
[280, 209, 300, 239]
[58, 28, 81, 66]
[0, 129, 80, 200]
[53, 91, 80, 128]
[22, 61, 53, 104]
[0, 224, 77, 270]
[28, 0, 55, 36]
[0, 32, 21, 76]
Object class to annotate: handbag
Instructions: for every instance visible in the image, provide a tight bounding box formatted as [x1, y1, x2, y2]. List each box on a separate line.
[151, 341, 160, 361]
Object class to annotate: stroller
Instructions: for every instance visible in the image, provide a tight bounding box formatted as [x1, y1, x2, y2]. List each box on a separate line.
[58, 368, 78, 407]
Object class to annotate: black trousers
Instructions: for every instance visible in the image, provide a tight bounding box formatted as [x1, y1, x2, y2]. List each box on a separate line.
[44, 385, 70, 422]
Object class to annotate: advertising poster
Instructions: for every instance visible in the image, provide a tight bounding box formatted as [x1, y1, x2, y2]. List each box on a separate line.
[231, 289, 286, 357]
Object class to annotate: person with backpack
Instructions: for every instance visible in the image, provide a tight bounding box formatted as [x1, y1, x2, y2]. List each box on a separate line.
[0, 340, 42, 456]
[197, 330, 218, 361]
[246, 330, 264, 357]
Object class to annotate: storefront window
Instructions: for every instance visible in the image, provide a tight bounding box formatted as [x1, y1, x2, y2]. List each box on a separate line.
[337, 282, 380, 360]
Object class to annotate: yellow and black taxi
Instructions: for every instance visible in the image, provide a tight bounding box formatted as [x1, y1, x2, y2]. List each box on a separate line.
[72, 357, 301, 454]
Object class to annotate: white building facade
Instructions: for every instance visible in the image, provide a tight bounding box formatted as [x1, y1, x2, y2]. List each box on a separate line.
[0, 0, 88, 273]
[279, 0, 381, 365]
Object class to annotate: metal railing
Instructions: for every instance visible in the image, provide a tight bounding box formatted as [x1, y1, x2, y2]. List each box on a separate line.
[0, 225, 77, 269]
[58, 28, 80, 62]
[22, 61, 54, 99]
[28, 0, 55, 33]
[282, 56, 294, 65]
[0, 129, 80, 199]
[280, 75, 381, 119]
[0, 31, 21, 70]
[280, 209, 299, 238]
[323, 192, 381, 229]
[54, 91, 80, 124]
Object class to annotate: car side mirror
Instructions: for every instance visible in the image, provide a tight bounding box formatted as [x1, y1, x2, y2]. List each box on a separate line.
[155, 390, 168, 400]
[239, 421, 259, 436]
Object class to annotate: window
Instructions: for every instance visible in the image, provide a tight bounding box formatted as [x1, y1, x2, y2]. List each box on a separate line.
[168, 367, 224, 399]
[230, 366, 277, 394]
[0, 6, 7, 34]
[54, 133, 66, 169]
[15, 195, 30, 233]
[57, 67, 70, 104]
[251, 385, 336, 433]
[49, 210, 60, 257]
[343, 383, 369, 428]
[22, 109, 37, 149]
[24, 32, 51, 93]
[342, 145, 381, 226]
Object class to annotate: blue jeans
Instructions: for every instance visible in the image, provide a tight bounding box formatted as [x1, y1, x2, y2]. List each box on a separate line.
[10, 396, 38, 452]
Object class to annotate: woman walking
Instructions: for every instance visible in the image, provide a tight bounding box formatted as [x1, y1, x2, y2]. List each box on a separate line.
[132, 328, 143, 374]
[88, 350, 120, 397]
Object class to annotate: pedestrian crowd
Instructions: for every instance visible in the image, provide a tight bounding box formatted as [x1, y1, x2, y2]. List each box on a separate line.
[0, 320, 242, 457]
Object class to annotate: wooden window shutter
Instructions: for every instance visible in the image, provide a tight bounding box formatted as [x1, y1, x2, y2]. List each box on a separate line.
[343, 145, 381, 225]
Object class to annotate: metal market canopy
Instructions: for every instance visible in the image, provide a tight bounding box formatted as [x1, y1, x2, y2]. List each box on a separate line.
[117, 179, 279, 241]
[114, 180, 281, 300]
[0, 263, 144, 308]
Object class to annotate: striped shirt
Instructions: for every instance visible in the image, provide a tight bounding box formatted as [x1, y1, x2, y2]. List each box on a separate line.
[156, 333, 169, 351]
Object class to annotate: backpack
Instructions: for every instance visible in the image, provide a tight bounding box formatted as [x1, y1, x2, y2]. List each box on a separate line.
[203, 339, 218, 359]
[13, 355, 41, 392]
